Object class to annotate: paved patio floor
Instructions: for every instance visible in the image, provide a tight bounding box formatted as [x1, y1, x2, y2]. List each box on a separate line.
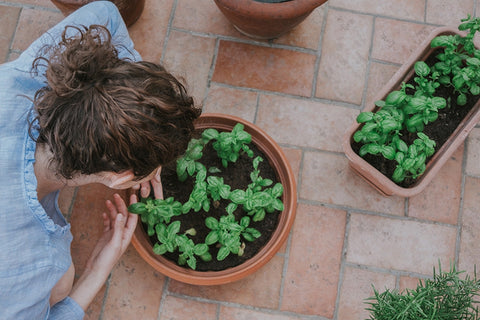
[1, 0, 480, 319]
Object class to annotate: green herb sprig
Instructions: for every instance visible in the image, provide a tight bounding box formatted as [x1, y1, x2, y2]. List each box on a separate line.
[365, 263, 480, 320]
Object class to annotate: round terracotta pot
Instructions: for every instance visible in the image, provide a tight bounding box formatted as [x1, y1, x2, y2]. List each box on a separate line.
[50, 0, 145, 27]
[213, 0, 328, 39]
[131, 113, 297, 285]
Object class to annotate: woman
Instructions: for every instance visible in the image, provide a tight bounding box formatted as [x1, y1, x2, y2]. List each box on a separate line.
[0, 2, 201, 319]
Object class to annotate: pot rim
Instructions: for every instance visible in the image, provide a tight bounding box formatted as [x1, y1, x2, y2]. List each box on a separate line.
[213, 0, 327, 20]
[132, 113, 297, 285]
[342, 26, 480, 197]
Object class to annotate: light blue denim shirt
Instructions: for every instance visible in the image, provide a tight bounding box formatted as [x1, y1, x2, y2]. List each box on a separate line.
[0, 2, 141, 319]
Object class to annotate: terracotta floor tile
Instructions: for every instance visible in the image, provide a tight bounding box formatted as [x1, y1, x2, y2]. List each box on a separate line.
[316, 9, 373, 105]
[203, 84, 258, 122]
[346, 213, 457, 274]
[0, 5, 20, 61]
[408, 146, 464, 225]
[281, 147, 302, 183]
[365, 61, 399, 110]
[102, 247, 166, 320]
[466, 127, 480, 176]
[273, 5, 326, 50]
[69, 184, 127, 319]
[212, 41, 316, 97]
[172, 0, 237, 37]
[281, 204, 346, 317]
[256, 95, 358, 152]
[159, 295, 217, 320]
[163, 30, 216, 102]
[83, 286, 106, 320]
[219, 306, 312, 320]
[8, 0, 57, 8]
[399, 275, 422, 292]
[128, 0, 174, 63]
[168, 254, 284, 309]
[426, 0, 475, 26]
[11, 7, 63, 51]
[58, 186, 77, 220]
[458, 176, 480, 275]
[3, 1, 480, 318]
[329, 0, 426, 21]
[336, 266, 396, 320]
[301, 151, 405, 215]
[70, 184, 123, 274]
[372, 18, 436, 65]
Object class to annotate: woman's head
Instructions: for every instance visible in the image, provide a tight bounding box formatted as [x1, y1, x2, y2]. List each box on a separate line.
[31, 25, 201, 181]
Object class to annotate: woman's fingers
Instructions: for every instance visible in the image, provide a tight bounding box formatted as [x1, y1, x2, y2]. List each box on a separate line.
[111, 213, 126, 246]
[151, 178, 164, 200]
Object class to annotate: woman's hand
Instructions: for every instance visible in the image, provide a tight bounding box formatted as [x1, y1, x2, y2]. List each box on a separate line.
[69, 193, 138, 311]
[135, 167, 164, 199]
[84, 193, 138, 278]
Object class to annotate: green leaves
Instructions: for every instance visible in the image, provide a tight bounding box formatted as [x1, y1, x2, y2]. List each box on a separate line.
[365, 262, 480, 320]
[353, 15, 480, 184]
[205, 214, 261, 261]
[135, 123, 285, 270]
[210, 123, 254, 168]
[176, 138, 207, 182]
[127, 197, 183, 228]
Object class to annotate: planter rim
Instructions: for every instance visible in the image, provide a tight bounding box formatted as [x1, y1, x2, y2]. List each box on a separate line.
[213, 0, 326, 20]
[132, 113, 297, 285]
[342, 26, 480, 197]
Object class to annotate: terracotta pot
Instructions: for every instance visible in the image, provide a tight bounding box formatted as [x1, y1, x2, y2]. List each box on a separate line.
[343, 27, 480, 198]
[50, 0, 145, 27]
[213, 0, 328, 39]
[131, 113, 297, 285]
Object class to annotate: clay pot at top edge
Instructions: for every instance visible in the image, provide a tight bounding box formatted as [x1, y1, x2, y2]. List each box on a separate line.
[50, 0, 145, 27]
[342, 27, 480, 198]
[213, 0, 328, 39]
[131, 113, 297, 285]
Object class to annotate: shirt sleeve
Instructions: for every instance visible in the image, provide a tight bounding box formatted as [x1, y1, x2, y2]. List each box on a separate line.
[48, 297, 85, 320]
[15, 0, 141, 72]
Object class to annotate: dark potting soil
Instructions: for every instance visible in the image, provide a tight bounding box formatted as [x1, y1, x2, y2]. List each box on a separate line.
[351, 48, 476, 188]
[143, 132, 281, 272]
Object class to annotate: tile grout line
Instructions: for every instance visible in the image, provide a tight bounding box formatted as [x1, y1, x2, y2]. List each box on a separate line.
[64, 187, 78, 222]
[6, 3, 22, 62]
[343, 261, 433, 280]
[276, 218, 294, 311]
[297, 197, 461, 229]
[97, 272, 113, 320]
[208, 80, 365, 111]
[166, 290, 328, 320]
[155, 277, 171, 320]
[328, 5, 443, 28]
[332, 210, 351, 320]
[310, 2, 329, 99]
[215, 303, 221, 320]
[424, 0, 428, 23]
[159, 0, 178, 64]
[454, 139, 469, 267]
[360, 13, 377, 112]
[202, 37, 221, 108]
[0, 1, 60, 12]
[169, 26, 318, 55]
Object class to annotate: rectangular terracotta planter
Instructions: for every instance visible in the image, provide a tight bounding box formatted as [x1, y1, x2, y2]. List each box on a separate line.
[343, 27, 480, 197]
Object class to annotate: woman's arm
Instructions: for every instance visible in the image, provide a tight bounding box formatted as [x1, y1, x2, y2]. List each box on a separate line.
[68, 193, 138, 311]
[48, 193, 138, 319]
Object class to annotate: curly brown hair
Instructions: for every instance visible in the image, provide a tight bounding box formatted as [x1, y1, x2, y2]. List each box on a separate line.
[30, 24, 201, 180]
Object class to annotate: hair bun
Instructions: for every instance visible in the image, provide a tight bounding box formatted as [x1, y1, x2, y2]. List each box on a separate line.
[38, 25, 119, 97]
